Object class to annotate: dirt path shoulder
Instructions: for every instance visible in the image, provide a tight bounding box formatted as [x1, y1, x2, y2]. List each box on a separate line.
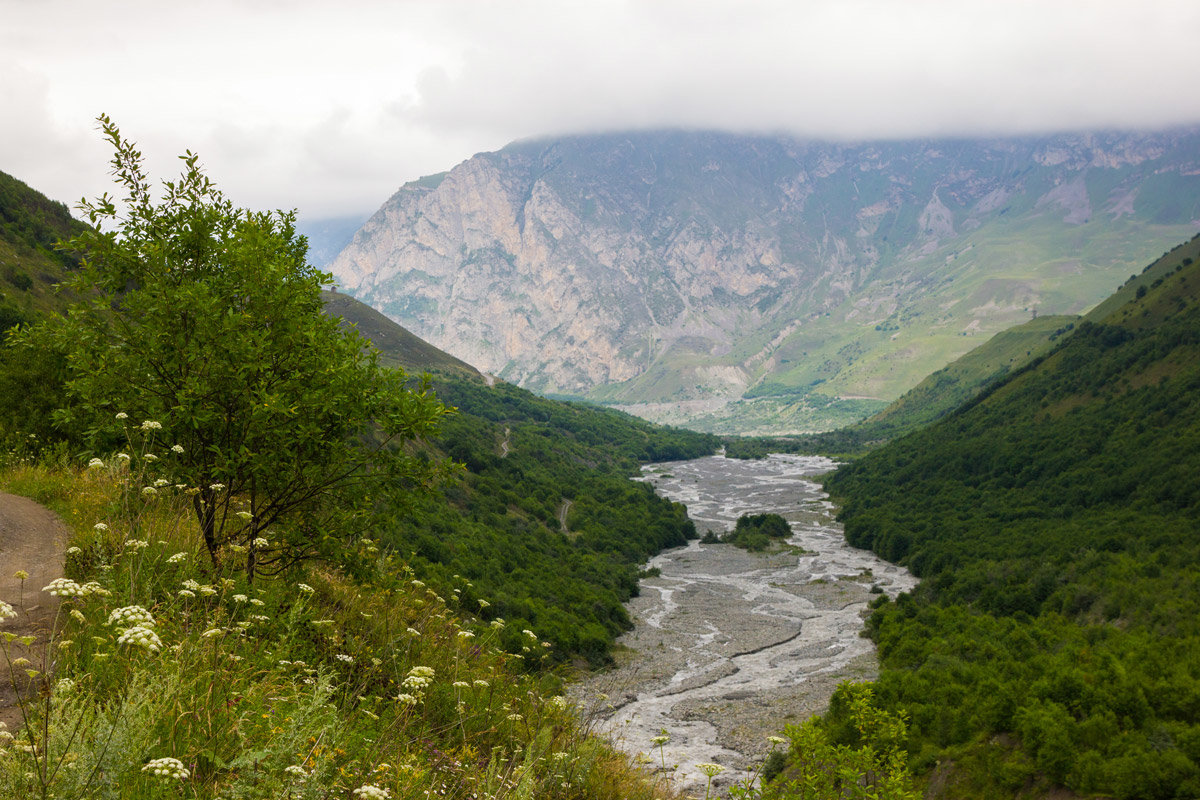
[0, 492, 69, 733]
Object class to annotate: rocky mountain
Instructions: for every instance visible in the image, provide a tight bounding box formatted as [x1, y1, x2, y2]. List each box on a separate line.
[329, 129, 1200, 433]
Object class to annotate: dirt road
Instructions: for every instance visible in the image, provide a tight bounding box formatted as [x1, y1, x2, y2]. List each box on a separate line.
[0, 492, 68, 733]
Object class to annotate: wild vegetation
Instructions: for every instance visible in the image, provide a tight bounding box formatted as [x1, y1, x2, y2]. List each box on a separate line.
[379, 375, 717, 665]
[701, 513, 792, 552]
[0, 119, 913, 800]
[7, 119, 1199, 798]
[820, 238, 1200, 798]
[0, 457, 679, 800]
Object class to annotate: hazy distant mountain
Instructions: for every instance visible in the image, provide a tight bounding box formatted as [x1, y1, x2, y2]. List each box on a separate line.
[330, 129, 1200, 433]
[298, 214, 369, 267]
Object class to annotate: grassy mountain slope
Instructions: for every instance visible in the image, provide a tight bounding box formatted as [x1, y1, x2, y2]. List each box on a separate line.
[724, 315, 1077, 457]
[0, 169, 85, 330]
[820, 235, 1200, 798]
[852, 314, 1079, 439]
[322, 289, 482, 378]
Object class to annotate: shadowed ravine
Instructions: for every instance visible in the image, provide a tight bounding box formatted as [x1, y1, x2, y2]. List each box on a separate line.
[570, 454, 916, 794]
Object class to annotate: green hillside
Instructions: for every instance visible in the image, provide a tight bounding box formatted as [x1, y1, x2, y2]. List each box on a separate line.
[818, 234, 1200, 798]
[0, 169, 86, 330]
[0, 143, 706, 800]
[322, 289, 481, 378]
[723, 315, 1076, 457]
[322, 292, 719, 664]
[854, 314, 1079, 439]
[1, 196, 721, 668]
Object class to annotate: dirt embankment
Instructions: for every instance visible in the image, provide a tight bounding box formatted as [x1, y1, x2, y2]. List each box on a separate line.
[0, 492, 69, 733]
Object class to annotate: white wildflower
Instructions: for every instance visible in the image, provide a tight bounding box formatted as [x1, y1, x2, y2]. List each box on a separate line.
[43, 578, 84, 598]
[139, 420, 162, 431]
[118, 625, 162, 652]
[115, 412, 128, 420]
[107, 605, 155, 629]
[167, 552, 187, 564]
[296, 583, 314, 594]
[87, 458, 104, 469]
[352, 784, 390, 799]
[171, 444, 184, 453]
[141, 756, 188, 780]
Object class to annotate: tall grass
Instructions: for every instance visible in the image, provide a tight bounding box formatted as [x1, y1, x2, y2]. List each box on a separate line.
[0, 458, 680, 800]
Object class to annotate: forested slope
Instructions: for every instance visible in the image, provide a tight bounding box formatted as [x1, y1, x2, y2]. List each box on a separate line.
[824, 235, 1200, 798]
[323, 291, 720, 665]
[379, 376, 718, 666]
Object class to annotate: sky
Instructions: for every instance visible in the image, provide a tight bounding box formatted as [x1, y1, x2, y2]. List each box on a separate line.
[4, 0, 1200, 221]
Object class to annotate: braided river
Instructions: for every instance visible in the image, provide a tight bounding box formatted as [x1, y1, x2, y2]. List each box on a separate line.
[570, 454, 916, 795]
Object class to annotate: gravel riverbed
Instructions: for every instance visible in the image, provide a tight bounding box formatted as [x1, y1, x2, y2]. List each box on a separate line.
[569, 454, 916, 796]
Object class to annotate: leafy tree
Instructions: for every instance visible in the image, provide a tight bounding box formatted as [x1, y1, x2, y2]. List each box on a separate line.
[39, 115, 449, 577]
[768, 682, 919, 799]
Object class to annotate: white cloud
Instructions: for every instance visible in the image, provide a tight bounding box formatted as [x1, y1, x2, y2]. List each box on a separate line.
[2, 0, 1198, 219]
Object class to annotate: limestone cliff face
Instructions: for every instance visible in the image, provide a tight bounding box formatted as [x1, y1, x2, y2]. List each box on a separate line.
[331, 130, 1200, 418]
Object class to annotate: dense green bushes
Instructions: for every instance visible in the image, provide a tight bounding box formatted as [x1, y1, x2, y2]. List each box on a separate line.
[824, 264, 1200, 798]
[381, 376, 717, 666]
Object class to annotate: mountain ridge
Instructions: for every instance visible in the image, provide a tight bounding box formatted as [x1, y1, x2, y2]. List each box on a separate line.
[331, 128, 1200, 433]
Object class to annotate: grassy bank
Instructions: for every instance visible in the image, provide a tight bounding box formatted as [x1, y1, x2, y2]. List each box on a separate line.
[0, 455, 678, 800]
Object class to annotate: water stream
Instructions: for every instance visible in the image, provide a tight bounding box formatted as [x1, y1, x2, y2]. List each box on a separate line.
[570, 454, 916, 795]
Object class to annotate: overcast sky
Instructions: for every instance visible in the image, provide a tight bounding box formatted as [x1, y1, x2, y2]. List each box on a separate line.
[4, 0, 1200, 220]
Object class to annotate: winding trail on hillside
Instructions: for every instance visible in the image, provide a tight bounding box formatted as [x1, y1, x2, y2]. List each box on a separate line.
[0, 493, 68, 733]
[558, 499, 572, 534]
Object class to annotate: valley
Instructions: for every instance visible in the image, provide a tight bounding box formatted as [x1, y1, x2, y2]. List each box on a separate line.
[572, 454, 915, 795]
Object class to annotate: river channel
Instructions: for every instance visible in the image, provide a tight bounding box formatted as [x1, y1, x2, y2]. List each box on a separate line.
[570, 453, 916, 795]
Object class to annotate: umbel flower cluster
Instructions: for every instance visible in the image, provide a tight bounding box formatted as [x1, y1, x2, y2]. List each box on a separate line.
[107, 605, 162, 652]
[141, 756, 190, 780]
